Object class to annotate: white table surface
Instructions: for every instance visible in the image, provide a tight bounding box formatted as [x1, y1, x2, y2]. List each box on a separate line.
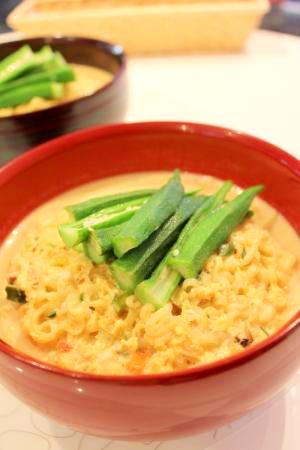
[126, 30, 300, 160]
[0, 30, 300, 449]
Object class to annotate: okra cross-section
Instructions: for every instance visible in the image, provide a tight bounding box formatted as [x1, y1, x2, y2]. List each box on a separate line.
[84, 223, 125, 264]
[135, 250, 182, 310]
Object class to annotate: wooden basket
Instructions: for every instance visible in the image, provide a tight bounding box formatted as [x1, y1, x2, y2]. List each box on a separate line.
[7, 0, 270, 54]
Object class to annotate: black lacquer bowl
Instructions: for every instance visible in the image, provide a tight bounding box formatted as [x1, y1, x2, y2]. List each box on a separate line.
[0, 36, 127, 165]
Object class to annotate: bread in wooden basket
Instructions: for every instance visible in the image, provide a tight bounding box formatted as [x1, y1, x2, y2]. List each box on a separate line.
[8, 0, 270, 54]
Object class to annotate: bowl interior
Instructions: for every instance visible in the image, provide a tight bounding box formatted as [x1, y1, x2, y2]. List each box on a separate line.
[1, 122, 300, 244]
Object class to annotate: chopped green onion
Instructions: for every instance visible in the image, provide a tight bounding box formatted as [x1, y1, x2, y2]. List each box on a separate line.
[5, 285, 27, 304]
[47, 311, 57, 319]
[260, 326, 270, 337]
[219, 241, 235, 257]
[112, 293, 128, 312]
[245, 210, 254, 220]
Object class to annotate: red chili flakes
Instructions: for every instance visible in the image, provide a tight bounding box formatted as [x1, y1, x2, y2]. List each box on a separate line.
[56, 340, 73, 352]
[8, 275, 17, 285]
[234, 336, 253, 348]
[126, 350, 152, 375]
[171, 303, 182, 316]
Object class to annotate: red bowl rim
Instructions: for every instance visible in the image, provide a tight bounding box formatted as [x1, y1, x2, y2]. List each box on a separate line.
[0, 121, 300, 385]
[0, 35, 126, 122]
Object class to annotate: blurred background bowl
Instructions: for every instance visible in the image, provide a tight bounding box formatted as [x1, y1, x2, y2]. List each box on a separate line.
[0, 35, 127, 165]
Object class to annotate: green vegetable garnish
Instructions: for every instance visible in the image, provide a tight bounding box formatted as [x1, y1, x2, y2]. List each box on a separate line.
[59, 196, 149, 248]
[170, 181, 233, 257]
[83, 192, 202, 264]
[47, 311, 57, 319]
[111, 196, 204, 293]
[135, 253, 181, 309]
[219, 241, 235, 257]
[83, 246, 110, 264]
[0, 66, 75, 96]
[57, 173, 265, 312]
[134, 183, 231, 308]
[34, 45, 55, 66]
[0, 45, 75, 107]
[245, 210, 254, 220]
[0, 45, 36, 84]
[260, 326, 270, 337]
[112, 293, 128, 313]
[5, 285, 27, 304]
[0, 81, 64, 108]
[112, 170, 184, 258]
[66, 189, 156, 221]
[168, 185, 264, 279]
[84, 223, 124, 264]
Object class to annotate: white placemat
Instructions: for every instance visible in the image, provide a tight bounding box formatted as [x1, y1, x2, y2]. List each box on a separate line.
[0, 29, 299, 449]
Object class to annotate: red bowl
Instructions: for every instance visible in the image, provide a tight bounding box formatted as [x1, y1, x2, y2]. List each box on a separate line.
[0, 122, 299, 441]
[0, 36, 127, 165]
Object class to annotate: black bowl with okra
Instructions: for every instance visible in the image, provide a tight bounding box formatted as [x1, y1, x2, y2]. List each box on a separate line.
[0, 36, 126, 165]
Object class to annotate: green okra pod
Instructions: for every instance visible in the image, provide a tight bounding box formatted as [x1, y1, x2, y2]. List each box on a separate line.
[133, 184, 232, 309]
[84, 223, 125, 264]
[135, 250, 182, 309]
[0, 45, 36, 84]
[0, 81, 64, 108]
[66, 189, 156, 220]
[58, 196, 149, 248]
[0, 66, 75, 95]
[112, 170, 184, 258]
[111, 195, 205, 293]
[168, 184, 264, 279]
